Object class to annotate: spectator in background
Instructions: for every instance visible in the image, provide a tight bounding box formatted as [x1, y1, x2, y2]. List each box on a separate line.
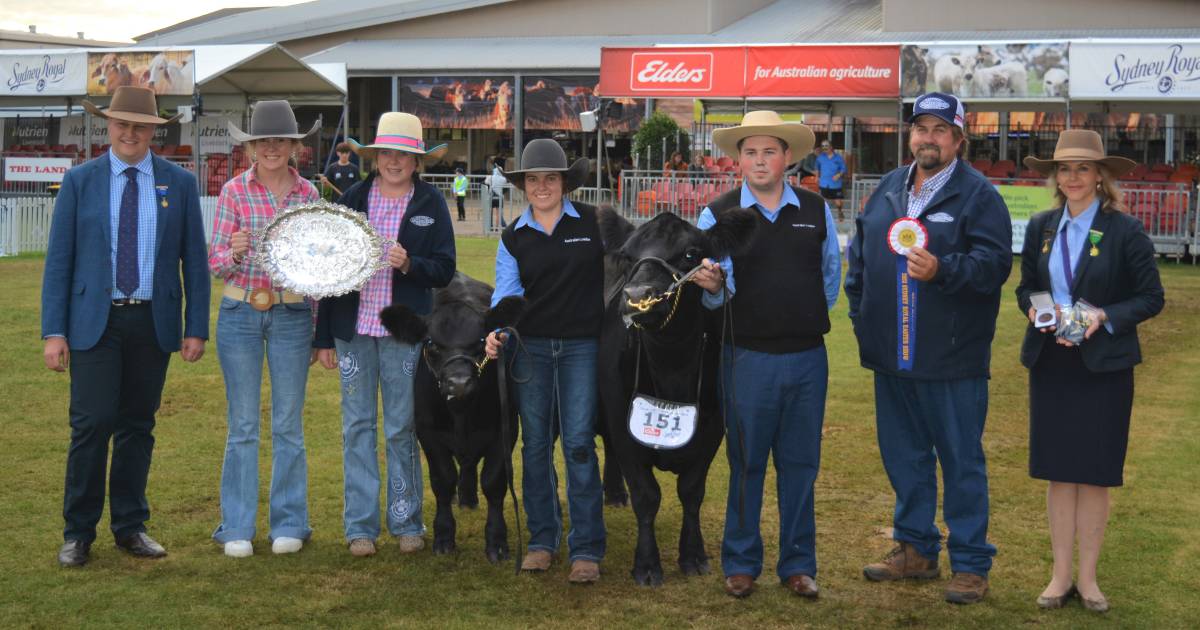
[489, 158, 508, 229]
[688, 152, 708, 181]
[453, 167, 469, 221]
[321, 143, 360, 196]
[816, 140, 846, 219]
[663, 151, 687, 177]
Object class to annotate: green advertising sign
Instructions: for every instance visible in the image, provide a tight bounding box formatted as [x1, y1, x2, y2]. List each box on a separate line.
[995, 184, 1054, 253]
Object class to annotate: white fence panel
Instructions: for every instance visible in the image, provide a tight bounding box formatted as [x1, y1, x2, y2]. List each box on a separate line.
[0, 196, 54, 255]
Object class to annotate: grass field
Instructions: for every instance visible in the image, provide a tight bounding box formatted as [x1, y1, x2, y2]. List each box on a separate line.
[2, 240, 1198, 629]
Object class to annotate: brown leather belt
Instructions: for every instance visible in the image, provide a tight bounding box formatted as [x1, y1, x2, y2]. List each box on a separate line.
[223, 284, 306, 312]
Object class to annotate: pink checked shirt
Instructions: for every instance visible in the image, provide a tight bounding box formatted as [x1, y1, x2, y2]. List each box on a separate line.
[356, 182, 413, 337]
[208, 165, 320, 288]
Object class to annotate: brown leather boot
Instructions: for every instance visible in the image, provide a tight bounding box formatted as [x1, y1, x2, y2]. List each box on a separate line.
[945, 572, 989, 604]
[863, 541, 940, 581]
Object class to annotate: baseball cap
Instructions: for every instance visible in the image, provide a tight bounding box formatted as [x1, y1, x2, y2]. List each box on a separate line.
[909, 92, 965, 129]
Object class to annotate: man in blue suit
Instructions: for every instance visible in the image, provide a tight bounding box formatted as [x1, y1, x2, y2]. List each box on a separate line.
[41, 86, 210, 567]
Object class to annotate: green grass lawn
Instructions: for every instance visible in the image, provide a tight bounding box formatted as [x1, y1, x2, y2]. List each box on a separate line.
[2, 240, 1198, 629]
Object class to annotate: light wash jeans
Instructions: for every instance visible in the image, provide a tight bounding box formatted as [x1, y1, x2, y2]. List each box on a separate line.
[334, 333, 424, 541]
[213, 297, 313, 543]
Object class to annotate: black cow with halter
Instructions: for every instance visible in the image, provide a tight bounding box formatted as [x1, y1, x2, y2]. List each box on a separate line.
[381, 272, 525, 563]
[596, 207, 757, 585]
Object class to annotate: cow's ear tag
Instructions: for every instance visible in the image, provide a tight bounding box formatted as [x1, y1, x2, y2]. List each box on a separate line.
[627, 395, 697, 450]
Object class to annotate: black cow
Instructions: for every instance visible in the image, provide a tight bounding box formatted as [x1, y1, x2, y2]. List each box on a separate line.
[596, 208, 757, 585]
[381, 272, 524, 563]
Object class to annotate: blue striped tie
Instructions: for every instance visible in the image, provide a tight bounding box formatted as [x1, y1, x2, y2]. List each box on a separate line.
[116, 167, 140, 297]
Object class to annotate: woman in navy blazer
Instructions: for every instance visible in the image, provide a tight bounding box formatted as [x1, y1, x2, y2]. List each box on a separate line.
[1015, 130, 1164, 613]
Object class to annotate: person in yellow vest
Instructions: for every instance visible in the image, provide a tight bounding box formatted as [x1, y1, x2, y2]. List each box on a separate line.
[453, 167, 468, 221]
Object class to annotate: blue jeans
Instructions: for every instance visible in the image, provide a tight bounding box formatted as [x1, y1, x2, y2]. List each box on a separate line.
[334, 333, 424, 540]
[511, 337, 605, 562]
[873, 373, 997, 576]
[721, 344, 828, 581]
[213, 298, 313, 543]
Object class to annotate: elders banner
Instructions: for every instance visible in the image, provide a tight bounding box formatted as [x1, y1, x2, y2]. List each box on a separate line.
[746, 46, 899, 98]
[1070, 42, 1200, 99]
[599, 47, 745, 98]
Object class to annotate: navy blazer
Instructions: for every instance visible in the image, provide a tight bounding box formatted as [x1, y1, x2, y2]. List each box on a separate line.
[314, 174, 456, 348]
[1015, 206, 1164, 372]
[845, 160, 1013, 379]
[41, 152, 211, 353]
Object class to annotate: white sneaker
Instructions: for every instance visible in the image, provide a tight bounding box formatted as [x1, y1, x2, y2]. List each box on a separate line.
[224, 540, 253, 558]
[272, 537, 303, 554]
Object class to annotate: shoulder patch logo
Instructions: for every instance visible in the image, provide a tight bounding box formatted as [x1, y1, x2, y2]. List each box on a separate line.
[410, 215, 434, 227]
[926, 212, 955, 223]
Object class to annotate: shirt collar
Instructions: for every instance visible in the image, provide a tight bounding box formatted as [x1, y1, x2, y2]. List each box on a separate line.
[109, 148, 153, 177]
[514, 198, 579, 230]
[1057, 198, 1102, 232]
[906, 158, 959, 194]
[249, 164, 305, 193]
[739, 183, 799, 214]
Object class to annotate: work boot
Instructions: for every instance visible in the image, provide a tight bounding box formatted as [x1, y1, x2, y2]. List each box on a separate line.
[863, 541, 940, 581]
[521, 549, 552, 572]
[945, 572, 989, 605]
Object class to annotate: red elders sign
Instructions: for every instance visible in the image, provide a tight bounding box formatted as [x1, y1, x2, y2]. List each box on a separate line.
[599, 45, 900, 98]
[746, 45, 898, 98]
[600, 47, 745, 98]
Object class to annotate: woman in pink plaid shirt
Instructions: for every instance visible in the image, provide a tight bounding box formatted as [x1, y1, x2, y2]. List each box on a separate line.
[313, 112, 457, 557]
[207, 101, 321, 559]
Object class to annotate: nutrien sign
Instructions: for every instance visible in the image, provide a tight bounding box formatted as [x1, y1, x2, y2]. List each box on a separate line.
[1070, 41, 1200, 98]
[2, 52, 87, 96]
[601, 45, 900, 98]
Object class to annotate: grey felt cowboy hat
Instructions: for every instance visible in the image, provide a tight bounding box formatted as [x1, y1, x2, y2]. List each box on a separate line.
[82, 86, 180, 125]
[1023, 129, 1138, 177]
[504, 138, 590, 193]
[228, 100, 319, 142]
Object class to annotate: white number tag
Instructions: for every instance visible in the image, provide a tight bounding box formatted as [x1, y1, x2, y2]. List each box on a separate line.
[627, 395, 697, 450]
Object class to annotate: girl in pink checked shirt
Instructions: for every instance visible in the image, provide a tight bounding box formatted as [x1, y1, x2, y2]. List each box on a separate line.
[313, 112, 456, 557]
[207, 101, 321, 559]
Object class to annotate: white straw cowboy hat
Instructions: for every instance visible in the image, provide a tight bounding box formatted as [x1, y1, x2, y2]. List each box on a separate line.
[82, 86, 180, 125]
[1023, 129, 1138, 177]
[228, 100, 319, 142]
[503, 138, 590, 193]
[712, 110, 815, 157]
[348, 112, 447, 160]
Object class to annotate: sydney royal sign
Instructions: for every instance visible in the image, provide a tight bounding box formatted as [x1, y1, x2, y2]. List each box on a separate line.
[3, 52, 87, 96]
[1070, 41, 1200, 98]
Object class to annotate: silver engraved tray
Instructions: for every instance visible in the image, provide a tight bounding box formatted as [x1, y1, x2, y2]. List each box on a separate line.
[252, 200, 388, 299]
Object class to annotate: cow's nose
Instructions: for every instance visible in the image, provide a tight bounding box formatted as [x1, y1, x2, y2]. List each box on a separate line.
[623, 284, 655, 303]
[444, 374, 471, 398]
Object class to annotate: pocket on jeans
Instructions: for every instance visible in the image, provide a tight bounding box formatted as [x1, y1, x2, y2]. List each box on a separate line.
[219, 297, 243, 311]
[283, 301, 312, 312]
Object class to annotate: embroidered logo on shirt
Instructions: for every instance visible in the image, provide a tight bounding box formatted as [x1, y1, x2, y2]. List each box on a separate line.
[791, 223, 817, 229]
[409, 215, 434, 227]
[563, 237, 592, 243]
[926, 212, 955, 223]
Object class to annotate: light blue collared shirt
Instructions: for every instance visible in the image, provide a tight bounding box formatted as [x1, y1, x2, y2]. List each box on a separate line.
[108, 149, 158, 299]
[490, 199, 580, 307]
[697, 183, 841, 311]
[1048, 199, 1113, 333]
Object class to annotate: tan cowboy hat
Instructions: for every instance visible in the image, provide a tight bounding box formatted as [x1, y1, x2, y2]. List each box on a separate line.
[712, 110, 815, 158]
[349, 112, 447, 160]
[228, 100, 319, 142]
[503, 138, 589, 194]
[1023, 129, 1138, 177]
[82, 86, 180, 125]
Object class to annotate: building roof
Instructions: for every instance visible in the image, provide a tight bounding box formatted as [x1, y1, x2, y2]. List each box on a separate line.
[134, 0, 515, 46]
[0, 28, 125, 47]
[134, 8, 268, 43]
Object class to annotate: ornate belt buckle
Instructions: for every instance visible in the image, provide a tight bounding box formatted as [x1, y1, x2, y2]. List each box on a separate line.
[249, 288, 276, 311]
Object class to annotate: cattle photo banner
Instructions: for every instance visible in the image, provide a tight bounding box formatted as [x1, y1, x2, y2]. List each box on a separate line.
[523, 75, 644, 132]
[901, 43, 1069, 99]
[1070, 41, 1200, 99]
[398, 76, 514, 130]
[2, 52, 87, 96]
[86, 50, 195, 97]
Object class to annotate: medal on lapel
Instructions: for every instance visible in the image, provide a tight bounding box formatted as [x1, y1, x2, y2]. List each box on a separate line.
[887, 218, 927, 371]
[1088, 229, 1103, 257]
[155, 185, 169, 208]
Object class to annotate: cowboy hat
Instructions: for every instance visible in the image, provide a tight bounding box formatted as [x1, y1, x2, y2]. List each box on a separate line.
[348, 112, 447, 160]
[82, 86, 180, 125]
[1023, 129, 1137, 177]
[503, 138, 589, 193]
[712, 110, 815, 158]
[228, 100, 319, 142]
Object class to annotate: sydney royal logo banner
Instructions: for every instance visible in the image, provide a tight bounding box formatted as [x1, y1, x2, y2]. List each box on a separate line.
[3, 52, 87, 96]
[1070, 41, 1200, 98]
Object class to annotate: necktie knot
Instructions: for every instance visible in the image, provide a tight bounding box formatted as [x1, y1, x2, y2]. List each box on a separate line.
[124, 166, 139, 182]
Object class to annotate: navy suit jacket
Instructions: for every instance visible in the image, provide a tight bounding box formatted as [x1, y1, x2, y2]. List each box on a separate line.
[1015, 207, 1164, 372]
[41, 153, 211, 353]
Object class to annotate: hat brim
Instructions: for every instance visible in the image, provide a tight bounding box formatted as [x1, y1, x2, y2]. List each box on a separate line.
[1023, 154, 1139, 178]
[712, 123, 815, 160]
[348, 138, 448, 161]
[82, 99, 180, 125]
[504, 157, 591, 194]
[229, 119, 320, 143]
